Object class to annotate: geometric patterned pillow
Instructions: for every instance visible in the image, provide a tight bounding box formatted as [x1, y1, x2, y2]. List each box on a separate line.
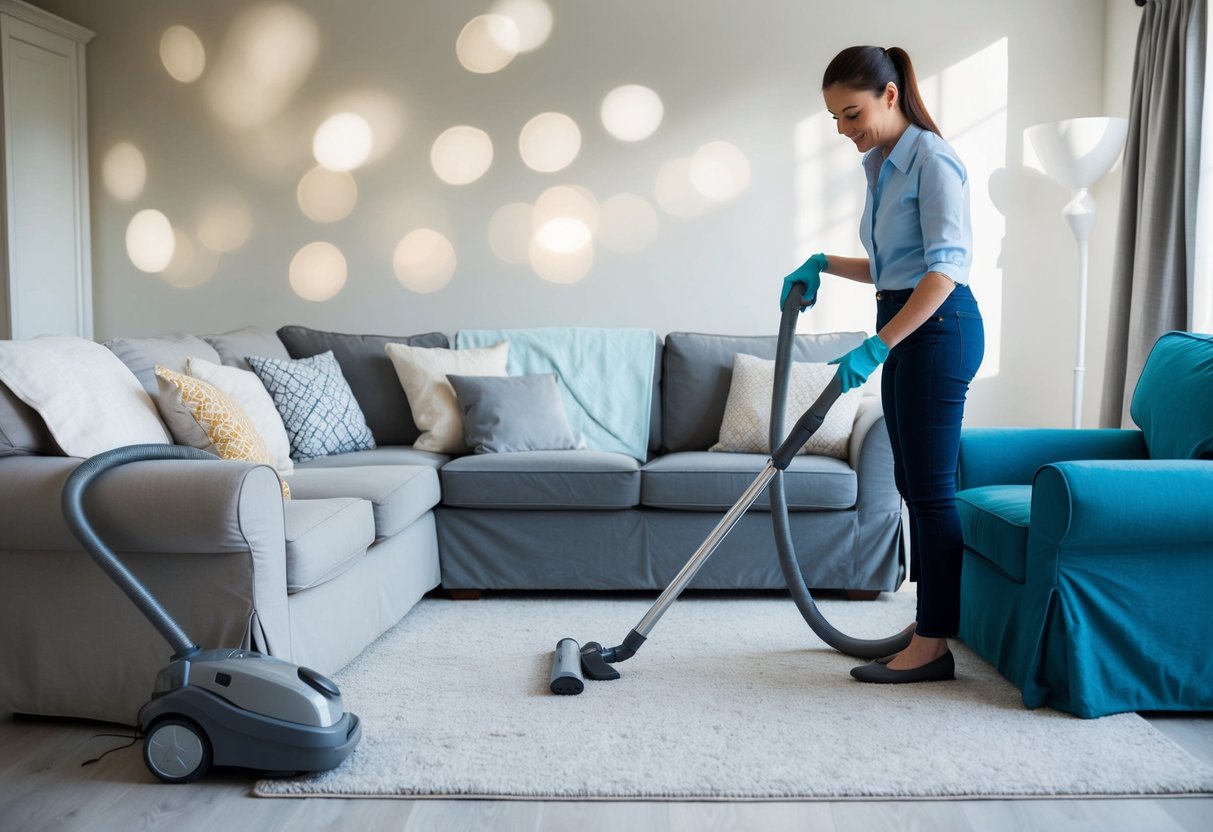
[246, 351, 376, 463]
[153, 365, 290, 498]
[709, 352, 862, 461]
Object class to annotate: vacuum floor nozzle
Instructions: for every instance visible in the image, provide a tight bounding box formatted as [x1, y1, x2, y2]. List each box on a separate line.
[549, 638, 585, 695]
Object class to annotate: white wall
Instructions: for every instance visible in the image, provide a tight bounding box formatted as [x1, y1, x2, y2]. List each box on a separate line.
[29, 0, 1139, 428]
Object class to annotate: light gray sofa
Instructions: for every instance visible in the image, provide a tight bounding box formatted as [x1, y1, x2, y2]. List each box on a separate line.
[0, 324, 902, 725]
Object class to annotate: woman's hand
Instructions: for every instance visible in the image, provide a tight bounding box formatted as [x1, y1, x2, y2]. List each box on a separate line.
[780, 253, 828, 311]
[829, 335, 889, 392]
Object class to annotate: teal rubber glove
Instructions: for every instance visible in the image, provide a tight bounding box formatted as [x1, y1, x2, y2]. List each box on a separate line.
[829, 335, 889, 392]
[779, 253, 828, 312]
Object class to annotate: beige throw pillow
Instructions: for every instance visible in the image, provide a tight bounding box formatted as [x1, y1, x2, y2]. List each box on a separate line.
[0, 335, 170, 458]
[384, 340, 509, 453]
[187, 356, 293, 476]
[710, 353, 862, 461]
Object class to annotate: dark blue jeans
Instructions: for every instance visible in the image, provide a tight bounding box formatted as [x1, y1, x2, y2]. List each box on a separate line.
[876, 285, 984, 637]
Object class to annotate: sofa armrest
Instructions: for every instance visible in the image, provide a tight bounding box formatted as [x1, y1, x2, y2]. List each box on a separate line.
[0, 454, 286, 555]
[1027, 460, 1213, 576]
[957, 427, 1147, 491]
[851, 396, 898, 510]
[0, 454, 291, 723]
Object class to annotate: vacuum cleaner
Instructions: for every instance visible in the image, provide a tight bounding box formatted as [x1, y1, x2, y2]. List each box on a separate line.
[549, 281, 913, 694]
[62, 444, 361, 782]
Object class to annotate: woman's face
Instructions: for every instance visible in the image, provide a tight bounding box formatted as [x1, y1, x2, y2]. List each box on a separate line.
[823, 82, 905, 156]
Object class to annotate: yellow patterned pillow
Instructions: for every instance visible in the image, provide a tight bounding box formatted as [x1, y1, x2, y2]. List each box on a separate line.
[154, 365, 290, 499]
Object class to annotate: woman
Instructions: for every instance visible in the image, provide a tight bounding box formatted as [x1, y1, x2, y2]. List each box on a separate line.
[780, 45, 984, 683]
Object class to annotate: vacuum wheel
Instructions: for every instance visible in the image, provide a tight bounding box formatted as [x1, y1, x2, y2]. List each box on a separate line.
[143, 716, 212, 783]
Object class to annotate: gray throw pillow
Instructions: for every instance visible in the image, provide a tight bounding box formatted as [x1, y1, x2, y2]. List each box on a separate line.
[447, 373, 580, 454]
[247, 351, 376, 462]
[0, 381, 60, 456]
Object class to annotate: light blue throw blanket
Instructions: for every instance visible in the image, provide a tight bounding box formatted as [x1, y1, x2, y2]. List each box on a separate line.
[455, 327, 656, 461]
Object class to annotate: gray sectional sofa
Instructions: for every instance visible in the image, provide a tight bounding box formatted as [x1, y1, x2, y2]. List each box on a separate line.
[0, 324, 902, 725]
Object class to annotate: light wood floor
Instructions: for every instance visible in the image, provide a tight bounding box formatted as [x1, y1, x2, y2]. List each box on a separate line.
[1, 710, 1210, 832]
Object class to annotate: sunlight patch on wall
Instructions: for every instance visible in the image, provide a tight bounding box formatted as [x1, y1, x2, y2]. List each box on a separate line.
[488, 202, 535, 264]
[159, 25, 206, 83]
[689, 141, 751, 202]
[530, 237, 593, 284]
[328, 90, 405, 165]
[596, 193, 658, 254]
[196, 187, 254, 252]
[297, 167, 358, 223]
[490, 0, 553, 53]
[289, 241, 347, 301]
[393, 229, 456, 293]
[519, 112, 581, 173]
[655, 157, 714, 218]
[431, 125, 494, 185]
[204, 2, 319, 129]
[161, 230, 219, 288]
[126, 209, 176, 273]
[456, 14, 520, 74]
[102, 142, 146, 201]
[919, 38, 1008, 380]
[601, 85, 664, 142]
[313, 112, 373, 171]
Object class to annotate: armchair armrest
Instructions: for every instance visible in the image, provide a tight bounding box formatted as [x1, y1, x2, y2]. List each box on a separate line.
[1028, 460, 1213, 569]
[957, 427, 1147, 490]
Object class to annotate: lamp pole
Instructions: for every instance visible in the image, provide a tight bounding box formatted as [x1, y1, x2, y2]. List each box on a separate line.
[1063, 187, 1096, 429]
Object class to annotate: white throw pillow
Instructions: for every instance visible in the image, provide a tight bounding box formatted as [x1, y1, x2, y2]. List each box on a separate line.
[0, 335, 171, 458]
[710, 352, 862, 461]
[187, 356, 294, 475]
[385, 340, 509, 454]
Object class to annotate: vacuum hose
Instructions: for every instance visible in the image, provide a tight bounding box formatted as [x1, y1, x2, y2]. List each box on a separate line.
[769, 282, 912, 659]
[61, 443, 222, 660]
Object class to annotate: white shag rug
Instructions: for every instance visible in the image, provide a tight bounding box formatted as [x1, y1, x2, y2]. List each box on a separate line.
[255, 592, 1213, 800]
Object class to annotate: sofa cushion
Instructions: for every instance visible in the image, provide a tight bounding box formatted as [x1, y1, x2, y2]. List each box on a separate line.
[661, 331, 867, 453]
[641, 452, 857, 511]
[277, 325, 449, 447]
[440, 450, 640, 509]
[0, 381, 59, 457]
[294, 446, 448, 470]
[202, 325, 292, 372]
[105, 334, 221, 395]
[1130, 331, 1213, 460]
[285, 465, 440, 539]
[956, 485, 1031, 583]
[283, 497, 375, 593]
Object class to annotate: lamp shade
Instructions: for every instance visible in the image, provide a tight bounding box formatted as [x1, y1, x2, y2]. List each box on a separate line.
[1025, 117, 1129, 189]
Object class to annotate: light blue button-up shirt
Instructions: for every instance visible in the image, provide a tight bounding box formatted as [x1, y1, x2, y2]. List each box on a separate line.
[859, 123, 972, 290]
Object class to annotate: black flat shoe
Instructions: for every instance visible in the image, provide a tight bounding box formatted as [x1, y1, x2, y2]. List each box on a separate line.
[875, 653, 897, 665]
[850, 650, 955, 683]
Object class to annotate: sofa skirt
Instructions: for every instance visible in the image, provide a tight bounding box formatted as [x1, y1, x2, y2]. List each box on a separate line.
[436, 506, 903, 593]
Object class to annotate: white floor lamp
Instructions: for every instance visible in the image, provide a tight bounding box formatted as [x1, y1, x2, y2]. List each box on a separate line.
[1025, 117, 1129, 428]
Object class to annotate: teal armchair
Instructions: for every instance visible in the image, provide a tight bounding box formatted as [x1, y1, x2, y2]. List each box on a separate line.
[955, 331, 1213, 718]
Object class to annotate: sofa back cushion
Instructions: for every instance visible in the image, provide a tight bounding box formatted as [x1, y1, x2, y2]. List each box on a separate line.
[1131, 331, 1213, 460]
[0, 381, 60, 456]
[660, 331, 867, 453]
[105, 334, 222, 395]
[277, 326, 449, 447]
[201, 326, 292, 372]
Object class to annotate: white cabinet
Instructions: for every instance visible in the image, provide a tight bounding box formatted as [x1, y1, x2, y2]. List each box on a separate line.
[0, 0, 93, 340]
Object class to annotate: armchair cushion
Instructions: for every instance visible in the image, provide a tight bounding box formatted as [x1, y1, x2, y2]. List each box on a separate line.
[1130, 331, 1213, 460]
[955, 485, 1031, 582]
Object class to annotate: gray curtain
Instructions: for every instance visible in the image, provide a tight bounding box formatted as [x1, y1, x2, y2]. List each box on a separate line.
[1101, 0, 1208, 427]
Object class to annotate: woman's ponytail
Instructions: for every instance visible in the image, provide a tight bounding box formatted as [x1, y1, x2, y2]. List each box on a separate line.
[822, 46, 941, 136]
